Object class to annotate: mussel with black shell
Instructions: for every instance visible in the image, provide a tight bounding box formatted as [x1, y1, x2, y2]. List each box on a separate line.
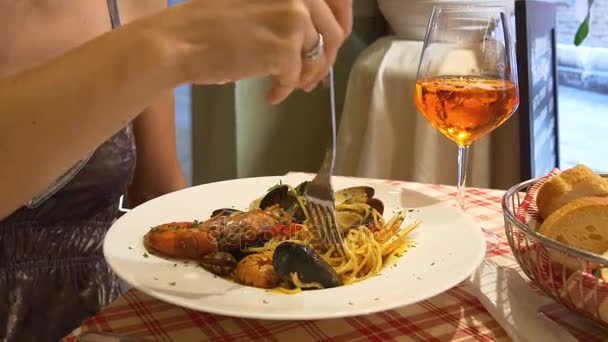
[258, 182, 307, 223]
[272, 242, 342, 289]
[210, 208, 243, 218]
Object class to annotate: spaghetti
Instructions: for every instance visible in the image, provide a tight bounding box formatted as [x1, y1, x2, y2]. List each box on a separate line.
[244, 203, 420, 290]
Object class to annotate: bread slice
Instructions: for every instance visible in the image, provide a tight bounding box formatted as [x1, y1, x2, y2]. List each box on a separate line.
[538, 196, 608, 255]
[536, 164, 608, 220]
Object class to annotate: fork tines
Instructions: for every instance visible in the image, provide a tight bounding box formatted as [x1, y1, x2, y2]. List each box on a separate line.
[305, 198, 346, 257]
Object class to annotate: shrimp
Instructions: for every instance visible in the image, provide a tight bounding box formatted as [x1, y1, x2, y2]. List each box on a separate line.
[234, 253, 281, 289]
[373, 213, 404, 244]
[200, 205, 292, 252]
[143, 206, 292, 260]
[143, 221, 218, 259]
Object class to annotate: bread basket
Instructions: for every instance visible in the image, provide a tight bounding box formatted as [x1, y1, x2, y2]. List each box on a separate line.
[502, 175, 608, 329]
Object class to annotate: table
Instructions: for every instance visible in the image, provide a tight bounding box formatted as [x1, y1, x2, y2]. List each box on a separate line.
[61, 174, 603, 342]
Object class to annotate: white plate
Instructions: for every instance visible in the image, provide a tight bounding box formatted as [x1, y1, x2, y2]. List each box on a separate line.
[104, 174, 486, 320]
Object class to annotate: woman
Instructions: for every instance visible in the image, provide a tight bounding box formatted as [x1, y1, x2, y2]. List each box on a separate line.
[0, 0, 352, 341]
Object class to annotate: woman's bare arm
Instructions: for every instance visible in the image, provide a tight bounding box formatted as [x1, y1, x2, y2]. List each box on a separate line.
[0, 21, 179, 219]
[128, 89, 187, 207]
[123, 0, 187, 207]
[0, 0, 347, 219]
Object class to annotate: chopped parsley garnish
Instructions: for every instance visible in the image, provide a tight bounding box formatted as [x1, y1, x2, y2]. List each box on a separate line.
[169, 282, 176, 286]
[143, 252, 149, 258]
[128, 246, 132, 250]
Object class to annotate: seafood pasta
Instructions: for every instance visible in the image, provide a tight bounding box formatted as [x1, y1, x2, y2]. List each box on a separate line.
[143, 182, 420, 293]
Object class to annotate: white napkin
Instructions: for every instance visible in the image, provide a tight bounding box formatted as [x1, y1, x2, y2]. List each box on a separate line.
[467, 260, 579, 342]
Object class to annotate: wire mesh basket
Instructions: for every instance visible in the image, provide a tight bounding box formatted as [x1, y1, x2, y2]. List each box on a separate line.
[502, 176, 608, 329]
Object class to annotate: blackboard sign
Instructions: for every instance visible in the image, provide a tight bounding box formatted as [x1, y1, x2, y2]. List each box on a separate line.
[515, 0, 560, 179]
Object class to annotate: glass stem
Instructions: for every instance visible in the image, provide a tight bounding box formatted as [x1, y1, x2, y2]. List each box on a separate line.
[456, 145, 470, 210]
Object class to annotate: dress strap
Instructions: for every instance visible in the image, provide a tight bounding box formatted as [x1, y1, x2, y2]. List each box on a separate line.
[107, 0, 121, 29]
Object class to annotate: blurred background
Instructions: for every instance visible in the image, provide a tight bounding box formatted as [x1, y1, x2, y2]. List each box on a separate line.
[168, 0, 608, 189]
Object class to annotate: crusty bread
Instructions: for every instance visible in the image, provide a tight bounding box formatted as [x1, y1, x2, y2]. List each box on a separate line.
[536, 164, 608, 220]
[538, 196, 608, 255]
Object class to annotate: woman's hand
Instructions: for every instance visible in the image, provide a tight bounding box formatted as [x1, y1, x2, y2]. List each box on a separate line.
[151, 0, 347, 104]
[325, 0, 353, 38]
[299, 0, 353, 92]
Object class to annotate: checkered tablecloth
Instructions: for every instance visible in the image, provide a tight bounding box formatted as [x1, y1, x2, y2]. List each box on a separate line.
[60, 174, 606, 342]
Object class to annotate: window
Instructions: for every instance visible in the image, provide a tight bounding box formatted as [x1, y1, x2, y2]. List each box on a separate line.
[556, 0, 608, 172]
[168, 0, 193, 184]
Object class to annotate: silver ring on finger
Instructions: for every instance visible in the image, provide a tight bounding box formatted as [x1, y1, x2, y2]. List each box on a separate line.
[302, 33, 324, 60]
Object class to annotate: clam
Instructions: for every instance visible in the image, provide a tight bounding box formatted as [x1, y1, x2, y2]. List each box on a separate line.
[335, 186, 384, 215]
[335, 186, 375, 205]
[272, 242, 343, 289]
[336, 210, 365, 232]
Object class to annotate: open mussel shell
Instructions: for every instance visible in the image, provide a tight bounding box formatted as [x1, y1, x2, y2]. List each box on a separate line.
[259, 184, 306, 223]
[260, 181, 309, 209]
[272, 242, 343, 289]
[260, 185, 298, 210]
[366, 198, 384, 215]
[335, 186, 375, 205]
[210, 208, 242, 218]
[294, 181, 309, 195]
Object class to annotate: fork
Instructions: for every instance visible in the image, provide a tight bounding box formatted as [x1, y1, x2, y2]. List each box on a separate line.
[302, 67, 346, 256]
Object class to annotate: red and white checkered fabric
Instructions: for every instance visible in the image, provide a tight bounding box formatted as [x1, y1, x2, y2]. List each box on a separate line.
[60, 173, 607, 342]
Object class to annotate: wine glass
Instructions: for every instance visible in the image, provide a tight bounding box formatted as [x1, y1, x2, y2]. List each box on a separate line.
[414, 4, 519, 210]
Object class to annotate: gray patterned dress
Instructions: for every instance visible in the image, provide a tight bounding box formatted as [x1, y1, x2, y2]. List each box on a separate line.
[0, 1, 137, 341]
